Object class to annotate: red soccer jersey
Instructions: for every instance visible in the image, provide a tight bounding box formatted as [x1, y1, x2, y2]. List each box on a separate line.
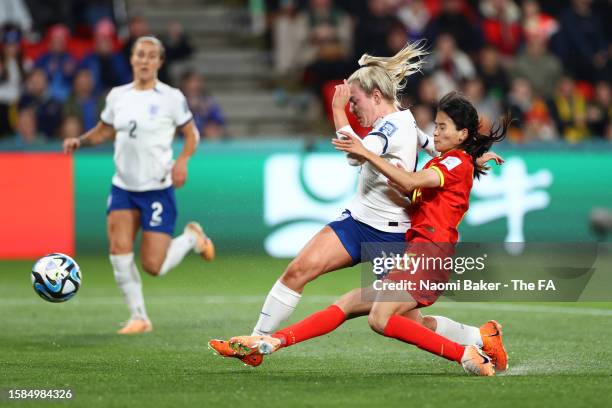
[408, 149, 474, 244]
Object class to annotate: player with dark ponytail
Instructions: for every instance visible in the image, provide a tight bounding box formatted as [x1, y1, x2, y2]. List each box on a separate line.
[219, 92, 510, 377]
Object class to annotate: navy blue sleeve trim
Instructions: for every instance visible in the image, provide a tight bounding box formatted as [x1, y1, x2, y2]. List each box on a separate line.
[421, 138, 429, 148]
[176, 115, 194, 129]
[367, 131, 389, 155]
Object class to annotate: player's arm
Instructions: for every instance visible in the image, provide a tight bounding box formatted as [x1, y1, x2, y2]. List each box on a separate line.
[172, 119, 200, 188]
[331, 80, 365, 166]
[417, 127, 439, 157]
[63, 121, 115, 154]
[333, 131, 441, 191]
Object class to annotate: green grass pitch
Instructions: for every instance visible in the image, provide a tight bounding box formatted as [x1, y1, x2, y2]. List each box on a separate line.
[1, 255, 611, 407]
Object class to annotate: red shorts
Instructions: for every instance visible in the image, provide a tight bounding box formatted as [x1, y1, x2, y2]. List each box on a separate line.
[386, 231, 454, 308]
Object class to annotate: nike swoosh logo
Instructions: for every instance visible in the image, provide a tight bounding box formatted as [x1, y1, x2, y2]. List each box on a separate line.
[481, 355, 489, 364]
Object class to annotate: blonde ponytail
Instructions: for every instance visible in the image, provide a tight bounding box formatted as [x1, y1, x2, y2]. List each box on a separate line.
[348, 40, 428, 107]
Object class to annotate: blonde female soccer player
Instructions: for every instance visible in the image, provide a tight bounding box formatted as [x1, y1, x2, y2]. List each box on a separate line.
[63, 36, 214, 334]
[219, 92, 510, 376]
[212, 41, 504, 366]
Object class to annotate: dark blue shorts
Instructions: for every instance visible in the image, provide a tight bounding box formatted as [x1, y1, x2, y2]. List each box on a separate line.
[327, 210, 406, 265]
[107, 185, 177, 235]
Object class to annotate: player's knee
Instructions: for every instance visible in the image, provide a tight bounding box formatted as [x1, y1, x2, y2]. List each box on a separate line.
[368, 311, 391, 335]
[141, 258, 162, 276]
[281, 258, 321, 289]
[110, 240, 133, 255]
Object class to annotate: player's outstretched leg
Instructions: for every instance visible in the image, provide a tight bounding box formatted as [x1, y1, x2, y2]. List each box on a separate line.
[251, 226, 352, 336]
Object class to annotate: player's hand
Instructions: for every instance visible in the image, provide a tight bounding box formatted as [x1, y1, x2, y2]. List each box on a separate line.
[332, 130, 368, 159]
[63, 137, 81, 154]
[331, 80, 351, 110]
[172, 157, 188, 188]
[477, 151, 505, 167]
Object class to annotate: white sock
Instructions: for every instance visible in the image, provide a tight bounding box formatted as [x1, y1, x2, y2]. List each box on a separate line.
[110, 253, 149, 321]
[431, 315, 482, 347]
[159, 232, 197, 276]
[252, 280, 302, 335]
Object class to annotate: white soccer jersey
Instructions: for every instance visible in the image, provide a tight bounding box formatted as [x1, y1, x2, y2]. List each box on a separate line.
[346, 109, 436, 233]
[100, 81, 193, 192]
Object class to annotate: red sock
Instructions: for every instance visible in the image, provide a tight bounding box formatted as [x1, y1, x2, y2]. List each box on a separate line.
[383, 315, 465, 363]
[272, 305, 346, 347]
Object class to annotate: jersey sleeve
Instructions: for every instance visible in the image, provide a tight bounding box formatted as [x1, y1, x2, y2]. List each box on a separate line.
[429, 152, 470, 188]
[367, 120, 400, 155]
[417, 127, 439, 157]
[100, 88, 116, 125]
[172, 90, 194, 127]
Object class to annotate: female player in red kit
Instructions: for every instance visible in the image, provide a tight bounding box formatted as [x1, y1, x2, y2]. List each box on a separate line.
[213, 92, 510, 376]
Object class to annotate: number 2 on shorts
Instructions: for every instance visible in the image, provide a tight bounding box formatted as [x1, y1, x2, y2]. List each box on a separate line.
[150, 201, 163, 227]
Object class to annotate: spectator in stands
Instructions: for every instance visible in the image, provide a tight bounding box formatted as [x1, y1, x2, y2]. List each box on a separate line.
[63, 69, 104, 132]
[292, 0, 354, 95]
[424, 33, 476, 97]
[463, 77, 501, 133]
[552, 0, 608, 82]
[121, 15, 151, 66]
[510, 25, 562, 100]
[475, 45, 509, 101]
[586, 81, 611, 139]
[423, 0, 483, 54]
[59, 114, 83, 140]
[13, 108, 45, 147]
[78, 19, 131, 93]
[0, 24, 25, 137]
[547, 75, 589, 143]
[34, 24, 77, 101]
[507, 77, 556, 142]
[354, 0, 400, 58]
[412, 104, 435, 135]
[396, 0, 431, 42]
[521, 0, 558, 41]
[161, 20, 193, 83]
[180, 70, 226, 140]
[18, 68, 63, 139]
[479, 0, 522, 57]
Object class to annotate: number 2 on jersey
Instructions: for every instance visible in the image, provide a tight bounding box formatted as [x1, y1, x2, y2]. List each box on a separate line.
[128, 120, 137, 138]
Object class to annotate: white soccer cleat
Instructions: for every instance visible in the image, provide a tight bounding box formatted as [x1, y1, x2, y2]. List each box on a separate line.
[184, 222, 215, 261]
[461, 345, 495, 376]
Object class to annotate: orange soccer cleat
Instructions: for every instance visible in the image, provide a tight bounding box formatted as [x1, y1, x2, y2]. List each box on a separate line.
[229, 335, 282, 357]
[480, 320, 508, 371]
[461, 345, 495, 376]
[208, 339, 264, 367]
[185, 222, 215, 261]
[117, 318, 153, 335]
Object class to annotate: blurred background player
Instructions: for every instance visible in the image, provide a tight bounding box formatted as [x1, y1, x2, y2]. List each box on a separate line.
[63, 36, 214, 334]
[215, 92, 509, 376]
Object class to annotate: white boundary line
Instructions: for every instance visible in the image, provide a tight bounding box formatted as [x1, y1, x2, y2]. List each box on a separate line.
[4, 295, 612, 316]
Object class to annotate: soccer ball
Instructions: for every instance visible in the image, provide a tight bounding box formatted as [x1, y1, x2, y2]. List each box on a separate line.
[31, 253, 82, 303]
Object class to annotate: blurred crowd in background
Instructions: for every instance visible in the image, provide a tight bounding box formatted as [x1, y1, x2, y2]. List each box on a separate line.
[0, 0, 226, 147]
[0, 0, 610, 146]
[268, 0, 611, 143]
